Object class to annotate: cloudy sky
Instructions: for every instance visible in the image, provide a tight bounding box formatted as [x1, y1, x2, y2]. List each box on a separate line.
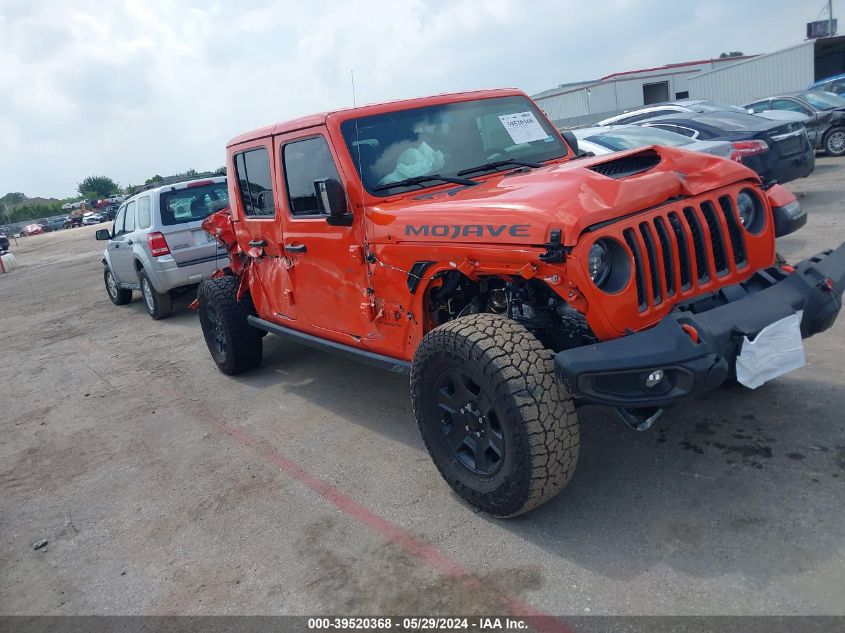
[0, 0, 824, 198]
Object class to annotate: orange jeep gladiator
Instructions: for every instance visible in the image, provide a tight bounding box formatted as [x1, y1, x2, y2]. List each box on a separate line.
[197, 88, 845, 516]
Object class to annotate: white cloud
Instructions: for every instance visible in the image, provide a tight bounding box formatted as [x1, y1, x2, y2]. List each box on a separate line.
[0, 0, 815, 197]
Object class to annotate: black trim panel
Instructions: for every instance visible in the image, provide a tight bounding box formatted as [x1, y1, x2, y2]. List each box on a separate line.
[407, 261, 434, 293]
[247, 316, 411, 374]
[175, 249, 228, 268]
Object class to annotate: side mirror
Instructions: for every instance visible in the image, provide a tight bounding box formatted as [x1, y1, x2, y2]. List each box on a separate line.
[95, 228, 110, 241]
[314, 178, 352, 226]
[560, 130, 580, 157]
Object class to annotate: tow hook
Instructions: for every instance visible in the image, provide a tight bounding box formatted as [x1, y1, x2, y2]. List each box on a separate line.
[616, 406, 664, 431]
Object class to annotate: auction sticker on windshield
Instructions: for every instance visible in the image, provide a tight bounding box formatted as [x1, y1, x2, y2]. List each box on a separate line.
[498, 111, 549, 144]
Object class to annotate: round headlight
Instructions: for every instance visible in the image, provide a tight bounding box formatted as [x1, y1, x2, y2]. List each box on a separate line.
[736, 189, 763, 233]
[588, 241, 612, 287]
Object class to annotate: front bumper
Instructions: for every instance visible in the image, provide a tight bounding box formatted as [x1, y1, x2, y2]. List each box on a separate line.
[555, 244, 845, 408]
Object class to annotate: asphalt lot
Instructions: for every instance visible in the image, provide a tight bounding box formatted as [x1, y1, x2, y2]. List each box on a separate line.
[1, 158, 844, 617]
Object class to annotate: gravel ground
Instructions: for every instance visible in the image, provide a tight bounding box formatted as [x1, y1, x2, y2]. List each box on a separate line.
[1, 158, 844, 616]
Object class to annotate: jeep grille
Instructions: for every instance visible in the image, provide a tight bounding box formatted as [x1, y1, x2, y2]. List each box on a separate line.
[613, 192, 755, 313]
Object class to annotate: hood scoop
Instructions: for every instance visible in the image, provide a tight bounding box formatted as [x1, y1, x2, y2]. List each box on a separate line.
[588, 149, 662, 179]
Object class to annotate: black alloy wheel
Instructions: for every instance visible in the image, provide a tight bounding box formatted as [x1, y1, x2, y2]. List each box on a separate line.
[435, 368, 505, 476]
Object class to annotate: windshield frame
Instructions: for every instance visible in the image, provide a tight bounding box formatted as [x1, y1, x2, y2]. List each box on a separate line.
[339, 95, 568, 197]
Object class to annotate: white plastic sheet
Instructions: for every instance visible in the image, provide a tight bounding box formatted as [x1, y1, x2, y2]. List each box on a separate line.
[735, 311, 805, 389]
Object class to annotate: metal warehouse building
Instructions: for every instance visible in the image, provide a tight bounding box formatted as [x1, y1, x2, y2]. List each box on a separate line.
[687, 35, 845, 105]
[535, 36, 845, 129]
[533, 56, 754, 128]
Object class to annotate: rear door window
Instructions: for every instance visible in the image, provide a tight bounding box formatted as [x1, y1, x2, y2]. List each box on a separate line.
[283, 136, 342, 217]
[234, 149, 275, 217]
[746, 101, 770, 113]
[159, 182, 229, 226]
[137, 196, 151, 229]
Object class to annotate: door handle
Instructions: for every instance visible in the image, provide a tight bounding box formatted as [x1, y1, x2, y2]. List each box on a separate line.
[249, 239, 267, 248]
[284, 243, 307, 253]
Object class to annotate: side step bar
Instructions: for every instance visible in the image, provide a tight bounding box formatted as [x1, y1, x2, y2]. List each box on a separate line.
[247, 316, 411, 374]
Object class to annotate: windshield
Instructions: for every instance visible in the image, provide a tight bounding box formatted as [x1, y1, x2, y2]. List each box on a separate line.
[159, 181, 229, 226]
[340, 96, 567, 195]
[801, 90, 845, 110]
[582, 126, 693, 150]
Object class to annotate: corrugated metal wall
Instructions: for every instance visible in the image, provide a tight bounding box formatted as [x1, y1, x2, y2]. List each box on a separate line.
[534, 62, 737, 128]
[688, 42, 815, 105]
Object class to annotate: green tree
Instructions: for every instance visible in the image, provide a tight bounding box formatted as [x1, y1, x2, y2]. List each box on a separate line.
[1, 192, 27, 205]
[213, 165, 226, 176]
[145, 174, 164, 185]
[719, 51, 744, 58]
[77, 175, 119, 198]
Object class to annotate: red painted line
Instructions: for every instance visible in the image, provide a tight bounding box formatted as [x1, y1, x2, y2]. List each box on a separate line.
[223, 425, 574, 633]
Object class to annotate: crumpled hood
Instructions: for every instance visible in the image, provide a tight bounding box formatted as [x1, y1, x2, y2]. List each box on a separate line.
[367, 145, 759, 247]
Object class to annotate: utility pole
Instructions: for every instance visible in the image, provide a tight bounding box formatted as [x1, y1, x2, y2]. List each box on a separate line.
[830, 0, 835, 36]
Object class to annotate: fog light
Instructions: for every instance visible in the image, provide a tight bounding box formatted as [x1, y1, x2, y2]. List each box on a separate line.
[645, 370, 665, 388]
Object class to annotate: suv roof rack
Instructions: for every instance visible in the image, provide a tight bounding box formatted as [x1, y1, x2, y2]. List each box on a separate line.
[134, 172, 222, 194]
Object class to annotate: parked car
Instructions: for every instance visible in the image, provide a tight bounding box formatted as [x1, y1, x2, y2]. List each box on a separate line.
[82, 212, 100, 225]
[96, 176, 229, 319]
[20, 224, 44, 237]
[636, 111, 814, 184]
[194, 87, 844, 517]
[64, 214, 83, 228]
[36, 219, 53, 233]
[572, 125, 735, 160]
[47, 217, 66, 231]
[100, 205, 118, 221]
[0, 232, 9, 252]
[809, 73, 845, 96]
[597, 99, 808, 127]
[745, 91, 845, 156]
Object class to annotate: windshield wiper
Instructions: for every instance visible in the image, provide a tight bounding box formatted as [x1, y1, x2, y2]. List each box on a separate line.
[457, 159, 544, 176]
[372, 174, 478, 192]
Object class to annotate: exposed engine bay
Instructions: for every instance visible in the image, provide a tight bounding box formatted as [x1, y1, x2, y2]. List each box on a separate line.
[427, 271, 597, 353]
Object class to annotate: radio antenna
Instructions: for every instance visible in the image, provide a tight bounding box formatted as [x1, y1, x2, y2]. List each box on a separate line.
[351, 69, 367, 215]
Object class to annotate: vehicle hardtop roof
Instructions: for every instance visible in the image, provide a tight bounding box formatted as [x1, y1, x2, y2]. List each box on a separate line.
[227, 88, 525, 148]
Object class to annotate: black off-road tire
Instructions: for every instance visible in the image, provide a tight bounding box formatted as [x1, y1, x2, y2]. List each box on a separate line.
[104, 266, 132, 305]
[411, 313, 579, 517]
[139, 270, 173, 320]
[823, 127, 845, 157]
[198, 276, 263, 375]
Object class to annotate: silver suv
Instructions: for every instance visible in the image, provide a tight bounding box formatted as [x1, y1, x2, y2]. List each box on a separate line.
[96, 176, 229, 319]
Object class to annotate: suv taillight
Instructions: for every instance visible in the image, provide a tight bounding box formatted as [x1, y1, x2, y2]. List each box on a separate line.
[731, 140, 769, 161]
[148, 232, 171, 257]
